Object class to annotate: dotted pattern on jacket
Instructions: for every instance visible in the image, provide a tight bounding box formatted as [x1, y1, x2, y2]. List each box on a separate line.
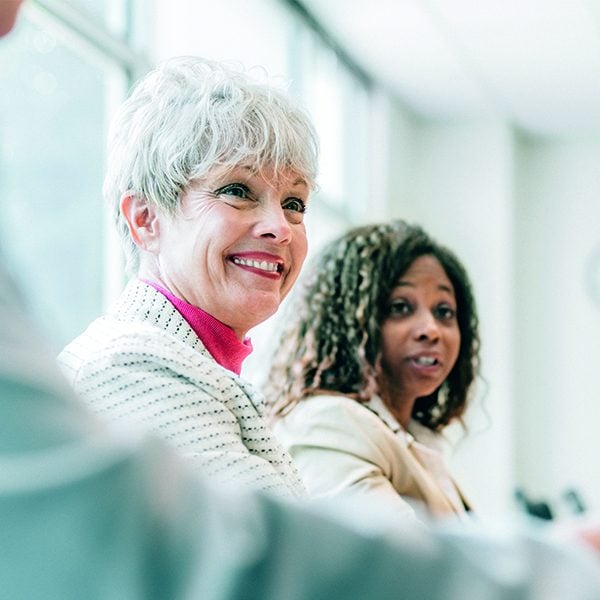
[58, 280, 306, 500]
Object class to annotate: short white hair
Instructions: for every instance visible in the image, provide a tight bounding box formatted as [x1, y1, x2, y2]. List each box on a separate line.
[103, 56, 319, 274]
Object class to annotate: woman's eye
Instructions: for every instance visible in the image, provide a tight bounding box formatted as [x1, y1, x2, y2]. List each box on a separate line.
[216, 183, 252, 199]
[283, 197, 306, 213]
[389, 300, 411, 316]
[434, 304, 456, 321]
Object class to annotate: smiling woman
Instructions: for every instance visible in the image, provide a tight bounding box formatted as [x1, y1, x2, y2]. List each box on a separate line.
[57, 56, 318, 499]
[266, 220, 480, 522]
[126, 164, 310, 339]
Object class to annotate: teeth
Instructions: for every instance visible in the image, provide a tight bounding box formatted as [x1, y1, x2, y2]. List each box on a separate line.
[415, 357, 436, 366]
[232, 257, 280, 272]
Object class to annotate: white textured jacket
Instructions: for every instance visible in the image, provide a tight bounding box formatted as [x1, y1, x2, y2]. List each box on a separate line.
[58, 280, 305, 500]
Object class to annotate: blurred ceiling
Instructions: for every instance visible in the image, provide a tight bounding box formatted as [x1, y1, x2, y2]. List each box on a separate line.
[300, 0, 600, 137]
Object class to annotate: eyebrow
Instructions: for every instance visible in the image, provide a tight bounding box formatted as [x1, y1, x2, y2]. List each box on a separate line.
[291, 177, 308, 188]
[396, 281, 455, 294]
[234, 166, 308, 189]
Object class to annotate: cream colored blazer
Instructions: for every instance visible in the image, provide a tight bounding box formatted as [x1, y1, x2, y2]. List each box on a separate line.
[274, 393, 470, 523]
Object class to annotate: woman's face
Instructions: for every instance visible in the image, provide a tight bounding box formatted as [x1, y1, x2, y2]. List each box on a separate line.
[148, 164, 309, 339]
[378, 255, 461, 413]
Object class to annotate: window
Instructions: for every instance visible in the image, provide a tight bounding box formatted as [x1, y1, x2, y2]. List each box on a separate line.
[284, 4, 372, 253]
[0, 0, 150, 349]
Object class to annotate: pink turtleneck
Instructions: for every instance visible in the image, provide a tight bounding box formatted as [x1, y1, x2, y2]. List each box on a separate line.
[142, 280, 252, 375]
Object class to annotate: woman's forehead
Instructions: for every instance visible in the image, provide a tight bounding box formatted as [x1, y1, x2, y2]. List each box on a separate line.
[199, 163, 309, 188]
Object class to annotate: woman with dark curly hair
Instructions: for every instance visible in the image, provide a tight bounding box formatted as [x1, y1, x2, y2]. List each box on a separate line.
[266, 220, 480, 523]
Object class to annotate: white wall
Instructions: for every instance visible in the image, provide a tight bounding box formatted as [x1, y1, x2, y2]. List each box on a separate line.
[514, 137, 600, 515]
[365, 90, 417, 222]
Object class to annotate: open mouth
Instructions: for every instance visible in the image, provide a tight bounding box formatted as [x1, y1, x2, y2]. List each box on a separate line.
[413, 356, 439, 366]
[231, 256, 283, 274]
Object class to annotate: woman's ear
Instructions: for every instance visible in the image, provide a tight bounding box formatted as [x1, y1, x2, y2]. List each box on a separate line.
[120, 194, 160, 252]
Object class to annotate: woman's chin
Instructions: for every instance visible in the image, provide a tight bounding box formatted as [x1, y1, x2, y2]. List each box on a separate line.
[229, 295, 281, 332]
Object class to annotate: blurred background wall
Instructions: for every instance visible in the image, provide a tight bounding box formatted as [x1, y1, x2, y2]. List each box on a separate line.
[2, 0, 600, 520]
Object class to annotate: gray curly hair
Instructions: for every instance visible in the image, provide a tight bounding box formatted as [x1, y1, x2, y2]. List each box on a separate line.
[103, 56, 319, 274]
[266, 220, 480, 431]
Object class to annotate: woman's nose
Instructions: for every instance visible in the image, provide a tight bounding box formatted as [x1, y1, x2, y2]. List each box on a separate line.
[414, 312, 440, 341]
[255, 200, 292, 244]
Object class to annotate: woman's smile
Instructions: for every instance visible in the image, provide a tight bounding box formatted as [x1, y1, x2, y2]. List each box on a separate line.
[229, 252, 285, 279]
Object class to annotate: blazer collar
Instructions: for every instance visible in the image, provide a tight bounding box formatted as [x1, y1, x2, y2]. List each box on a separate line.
[364, 395, 402, 433]
[364, 395, 445, 453]
[108, 279, 209, 356]
[107, 280, 266, 411]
